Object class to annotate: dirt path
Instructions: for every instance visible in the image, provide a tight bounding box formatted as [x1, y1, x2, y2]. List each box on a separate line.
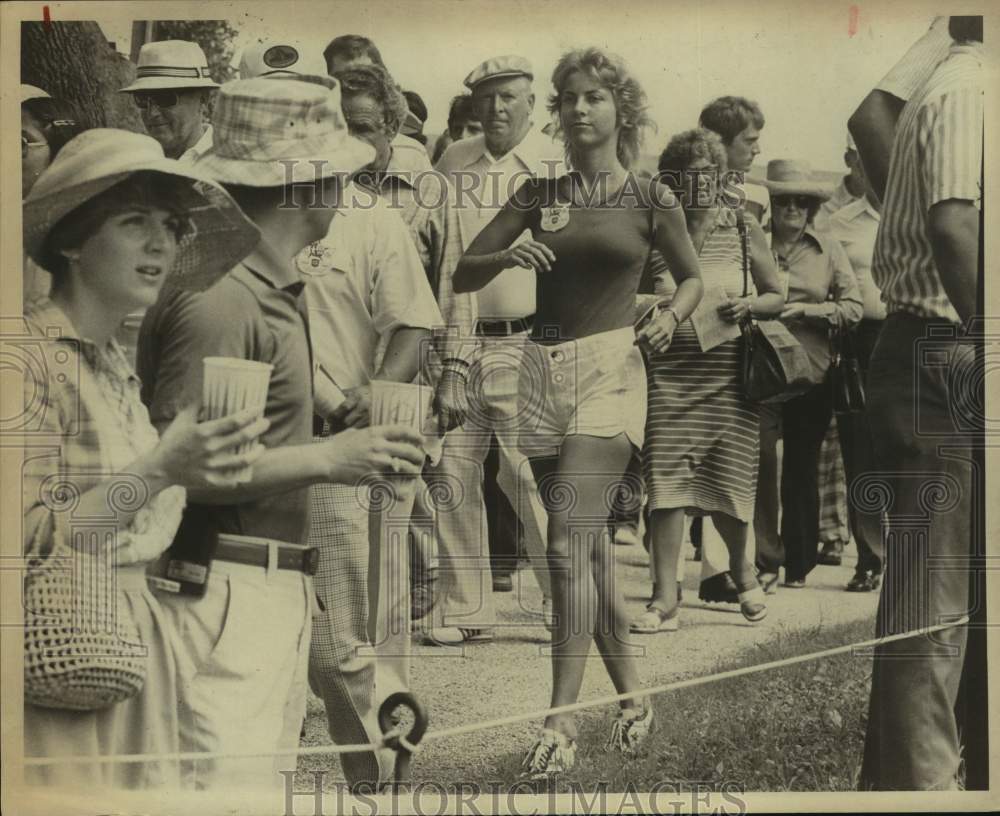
[299, 540, 879, 786]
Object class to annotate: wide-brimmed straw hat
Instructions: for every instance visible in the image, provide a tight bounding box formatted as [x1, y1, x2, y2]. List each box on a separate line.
[121, 40, 220, 93]
[21, 84, 51, 103]
[762, 159, 832, 201]
[194, 76, 375, 186]
[23, 128, 259, 291]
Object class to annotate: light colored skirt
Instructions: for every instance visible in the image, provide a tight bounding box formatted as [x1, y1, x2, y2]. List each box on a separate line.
[25, 564, 181, 791]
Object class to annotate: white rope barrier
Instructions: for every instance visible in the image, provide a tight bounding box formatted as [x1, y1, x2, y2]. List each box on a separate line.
[23, 617, 967, 766]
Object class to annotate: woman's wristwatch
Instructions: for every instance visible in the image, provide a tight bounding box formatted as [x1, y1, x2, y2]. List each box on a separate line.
[664, 306, 682, 325]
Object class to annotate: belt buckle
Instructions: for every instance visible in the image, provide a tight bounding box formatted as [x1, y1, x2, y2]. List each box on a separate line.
[303, 547, 320, 576]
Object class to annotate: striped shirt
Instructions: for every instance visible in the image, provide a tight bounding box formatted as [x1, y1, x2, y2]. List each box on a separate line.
[872, 42, 983, 322]
[23, 300, 185, 564]
[875, 16, 952, 102]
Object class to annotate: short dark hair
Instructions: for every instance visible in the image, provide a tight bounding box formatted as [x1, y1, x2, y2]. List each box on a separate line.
[698, 96, 765, 145]
[446, 94, 479, 139]
[333, 64, 409, 137]
[949, 16, 982, 43]
[402, 90, 427, 124]
[22, 96, 82, 158]
[323, 35, 385, 72]
[41, 172, 192, 277]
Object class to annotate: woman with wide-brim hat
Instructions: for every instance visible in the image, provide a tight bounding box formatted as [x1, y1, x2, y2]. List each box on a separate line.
[754, 159, 863, 591]
[22, 128, 268, 789]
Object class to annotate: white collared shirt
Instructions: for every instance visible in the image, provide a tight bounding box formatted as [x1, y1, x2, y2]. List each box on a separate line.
[296, 188, 444, 388]
[815, 178, 858, 231]
[179, 124, 214, 164]
[390, 132, 432, 173]
[826, 196, 885, 320]
[435, 127, 565, 318]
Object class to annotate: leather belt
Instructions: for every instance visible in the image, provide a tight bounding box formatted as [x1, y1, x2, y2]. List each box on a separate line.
[216, 534, 319, 576]
[474, 314, 534, 337]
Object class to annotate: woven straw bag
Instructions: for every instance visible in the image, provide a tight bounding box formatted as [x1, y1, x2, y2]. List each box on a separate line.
[23, 543, 147, 710]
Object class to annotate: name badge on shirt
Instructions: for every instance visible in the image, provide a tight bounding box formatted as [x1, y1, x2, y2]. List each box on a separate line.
[539, 203, 570, 232]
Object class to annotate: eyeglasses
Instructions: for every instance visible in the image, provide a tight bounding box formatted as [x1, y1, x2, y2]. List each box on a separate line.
[133, 90, 180, 110]
[772, 195, 814, 209]
[22, 133, 48, 157]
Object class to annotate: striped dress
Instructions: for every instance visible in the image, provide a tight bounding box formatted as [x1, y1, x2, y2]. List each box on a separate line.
[642, 206, 760, 521]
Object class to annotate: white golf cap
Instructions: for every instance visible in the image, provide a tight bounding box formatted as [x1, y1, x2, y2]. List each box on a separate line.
[238, 39, 327, 79]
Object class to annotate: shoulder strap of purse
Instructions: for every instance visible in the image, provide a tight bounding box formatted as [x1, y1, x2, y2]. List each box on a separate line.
[736, 208, 750, 299]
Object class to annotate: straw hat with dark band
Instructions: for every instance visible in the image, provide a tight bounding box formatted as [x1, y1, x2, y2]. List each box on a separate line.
[23, 129, 260, 292]
[120, 40, 220, 93]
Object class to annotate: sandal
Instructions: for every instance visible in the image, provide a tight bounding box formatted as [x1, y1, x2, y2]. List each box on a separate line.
[629, 605, 679, 634]
[520, 728, 576, 779]
[736, 585, 767, 622]
[606, 705, 654, 754]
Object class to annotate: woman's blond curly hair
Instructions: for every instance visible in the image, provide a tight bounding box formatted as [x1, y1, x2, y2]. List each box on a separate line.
[547, 47, 653, 169]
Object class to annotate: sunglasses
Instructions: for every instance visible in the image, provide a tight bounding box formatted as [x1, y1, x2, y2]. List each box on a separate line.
[772, 195, 814, 209]
[133, 90, 180, 110]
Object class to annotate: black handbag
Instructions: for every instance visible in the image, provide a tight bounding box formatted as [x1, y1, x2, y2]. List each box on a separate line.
[736, 212, 813, 403]
[829, 325, 867, 414]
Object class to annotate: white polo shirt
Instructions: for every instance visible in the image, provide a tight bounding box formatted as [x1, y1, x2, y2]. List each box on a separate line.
[297, 189, 444, 389]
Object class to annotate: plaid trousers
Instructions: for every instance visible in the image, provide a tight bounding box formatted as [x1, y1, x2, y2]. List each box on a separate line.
[818, 418, 850, 545]
[424, 337, 552, 628]
[306, 477, 399, 786]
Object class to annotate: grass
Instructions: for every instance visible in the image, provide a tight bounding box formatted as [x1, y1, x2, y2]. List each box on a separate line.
[488, 618, 875, 793]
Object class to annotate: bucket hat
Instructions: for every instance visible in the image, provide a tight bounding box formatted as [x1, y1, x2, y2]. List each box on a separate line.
[194, 77, 375, 186]
[23, 128, 259, 291]
[121, 40, 220, 93]
[762, 159, 832, 201]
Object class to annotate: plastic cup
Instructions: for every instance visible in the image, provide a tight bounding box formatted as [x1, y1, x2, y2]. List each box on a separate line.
[369, 380, 433, 500]
[202, 357, 272, 482]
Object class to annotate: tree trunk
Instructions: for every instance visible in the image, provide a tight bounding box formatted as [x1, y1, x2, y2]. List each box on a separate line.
[21, 21, 144, 133]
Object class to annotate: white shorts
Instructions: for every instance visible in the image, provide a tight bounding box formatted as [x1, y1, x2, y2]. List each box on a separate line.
[516, 326, 647, 458]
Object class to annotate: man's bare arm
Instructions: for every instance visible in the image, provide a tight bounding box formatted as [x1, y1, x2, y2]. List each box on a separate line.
[929, 200, 980, 324]
[848, 91, 905, 203]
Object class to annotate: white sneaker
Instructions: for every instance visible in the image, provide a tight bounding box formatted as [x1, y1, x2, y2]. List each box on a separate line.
[606, 705, 654, 754]
[420, 627, 494, 646]
[520, 728, 576, 779]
